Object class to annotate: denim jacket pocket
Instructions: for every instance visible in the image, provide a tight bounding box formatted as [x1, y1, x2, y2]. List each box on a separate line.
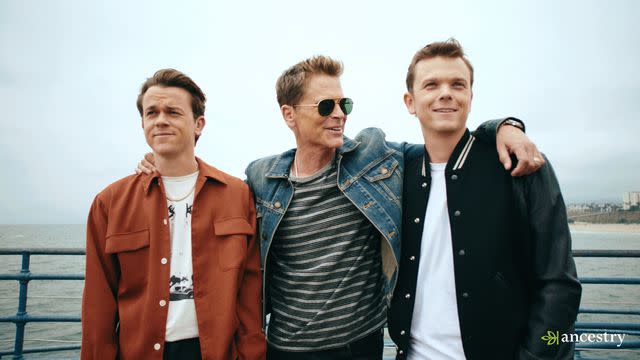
[214, 217, 253, 271]
[363, 158, 401, 202]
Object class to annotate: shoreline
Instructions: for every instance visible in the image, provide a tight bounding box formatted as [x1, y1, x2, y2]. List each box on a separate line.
[569, 222, 640, 233]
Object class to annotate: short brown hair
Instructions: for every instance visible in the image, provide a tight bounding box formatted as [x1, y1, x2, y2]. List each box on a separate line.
[276, 55, 343, 106]
[406, 38, 474, 92]
[137, 68, 206, 143]
[137, 68, 206, 118]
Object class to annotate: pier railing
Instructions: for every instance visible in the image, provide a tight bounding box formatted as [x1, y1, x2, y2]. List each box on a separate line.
[1, 248, 639, 359]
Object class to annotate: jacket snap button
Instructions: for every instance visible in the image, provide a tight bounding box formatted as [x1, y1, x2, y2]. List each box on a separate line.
[458, 250, 465, 256]
[405, 293, 411, 299]
[163, 219, 167, 225]
[409, 256, 416, 261]
[381, 167, 388, 174]
[274, 202, 281, 209]
[451, 174, 458, 180]
[454, 210, 461, 217]
[160, 258, 168, 264]
[159, 300, 166, 307]
[462, 292, 469, 298]
[414, 217, 420, 224]
[154, 343, 161, 350]
[421, 182, 427, 188]
[400, 330, 406, 335]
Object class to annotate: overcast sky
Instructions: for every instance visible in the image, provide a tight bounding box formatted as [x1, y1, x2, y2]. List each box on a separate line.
[1, 0, 638, 224]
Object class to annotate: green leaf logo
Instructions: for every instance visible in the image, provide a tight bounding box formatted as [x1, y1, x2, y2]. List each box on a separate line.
[541, 330, 559, 345]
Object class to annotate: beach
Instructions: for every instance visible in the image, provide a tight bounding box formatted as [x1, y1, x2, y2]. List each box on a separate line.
[570, 222, 640, 233]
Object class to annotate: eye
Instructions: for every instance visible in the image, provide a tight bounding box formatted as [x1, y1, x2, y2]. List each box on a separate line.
[453, 82, 466, 89]
[145, 110, 155, 116]
[424, 82, 436, 89]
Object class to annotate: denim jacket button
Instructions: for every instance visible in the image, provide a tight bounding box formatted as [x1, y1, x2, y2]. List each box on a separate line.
[381, 167, 388, 174]
[274, 202, 282, 209]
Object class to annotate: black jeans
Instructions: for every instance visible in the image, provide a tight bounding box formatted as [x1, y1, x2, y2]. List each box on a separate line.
[267, 328, 384, 360]
[163, 337, 202, 360]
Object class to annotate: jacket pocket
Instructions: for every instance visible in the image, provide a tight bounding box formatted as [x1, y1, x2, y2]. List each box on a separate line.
[214, 217, 253, 271]
[105, 229, 150, 254]
[105, 229, 150, 289]
[363, 158, 401, 202]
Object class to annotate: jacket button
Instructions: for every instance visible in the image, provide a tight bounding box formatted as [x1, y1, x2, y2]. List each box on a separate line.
[451, 174, 458, 180]
[274, 202, 281, 209]
[160, 257, 168, 264]
[458, 250, 465, 256]
[405, 293, 411, 299]
[381, 167, 389, 174]
[159, 300, 166, 307]
[421, 182, 427, 188]
[462, 292, 469, 299]
[414, 217, 420, 224]
[400, 330, 406, 335]
[163, 218, 168, 225]
[409, 255, 416, 261]
[153, 343, 161, 351]
[454, 210, 461, 217]
[399, 350, 404, 355]
[343, 179, 351, 187]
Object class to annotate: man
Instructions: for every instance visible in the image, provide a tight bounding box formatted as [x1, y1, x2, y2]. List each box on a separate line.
[387, 39, 581, 360]
[82, 69, 265, 360]
[138, 58, 541, 359]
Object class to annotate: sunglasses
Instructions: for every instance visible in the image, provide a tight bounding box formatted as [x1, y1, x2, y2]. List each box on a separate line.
[294, 98, 354, 116]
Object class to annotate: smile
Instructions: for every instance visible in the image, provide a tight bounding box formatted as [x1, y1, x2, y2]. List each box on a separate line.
[434, 108, 457, 113]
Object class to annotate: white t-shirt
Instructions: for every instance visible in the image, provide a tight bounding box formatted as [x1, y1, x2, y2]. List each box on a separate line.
[408, 163, 466, 360]
[162, 171, 199, 342]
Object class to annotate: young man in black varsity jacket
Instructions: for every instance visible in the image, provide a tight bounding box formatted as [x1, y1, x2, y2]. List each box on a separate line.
[387, 39, 582, 360]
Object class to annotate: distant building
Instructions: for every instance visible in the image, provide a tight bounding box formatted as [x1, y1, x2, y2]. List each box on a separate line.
[623, 191, 640, 210]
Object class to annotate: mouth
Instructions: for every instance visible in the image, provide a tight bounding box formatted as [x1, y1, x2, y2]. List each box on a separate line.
[325, 126, 343, 134]
[154, 132, 174, 137]
[433, 108, 457, 113]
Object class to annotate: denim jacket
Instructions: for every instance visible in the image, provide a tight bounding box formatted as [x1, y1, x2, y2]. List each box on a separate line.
[244, 120, 506, 325]
[245, 128, 405, 322]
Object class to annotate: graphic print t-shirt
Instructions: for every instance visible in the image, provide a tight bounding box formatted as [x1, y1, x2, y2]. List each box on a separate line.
[162, 171, 199, 341]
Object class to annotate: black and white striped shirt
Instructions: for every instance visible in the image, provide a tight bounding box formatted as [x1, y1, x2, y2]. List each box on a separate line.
[267, 159, 387, 351]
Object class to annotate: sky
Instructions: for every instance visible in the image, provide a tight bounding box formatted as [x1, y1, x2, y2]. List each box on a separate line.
[0, 0, 638, 224]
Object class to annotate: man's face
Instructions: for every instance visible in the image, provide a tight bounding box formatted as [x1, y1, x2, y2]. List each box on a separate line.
[405, 56, 472, 136]
[141, 86, 204, 157]
[284, 74, 346, 151]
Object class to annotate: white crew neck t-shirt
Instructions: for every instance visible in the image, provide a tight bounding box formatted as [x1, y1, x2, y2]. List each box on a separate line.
[408, 163, 466, 360]
[162, 171, 199, 342]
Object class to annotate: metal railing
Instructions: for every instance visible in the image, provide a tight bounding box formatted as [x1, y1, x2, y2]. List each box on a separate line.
[1, 248, 639, 359]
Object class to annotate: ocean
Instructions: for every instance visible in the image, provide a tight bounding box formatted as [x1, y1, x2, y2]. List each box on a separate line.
[1, 225, 639, 359]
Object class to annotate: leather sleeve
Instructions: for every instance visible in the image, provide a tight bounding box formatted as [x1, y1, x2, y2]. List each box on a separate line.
[513, 156, 582, 359]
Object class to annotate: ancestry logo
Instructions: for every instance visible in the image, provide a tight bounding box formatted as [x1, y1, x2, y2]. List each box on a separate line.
[541, 330, 626, 348]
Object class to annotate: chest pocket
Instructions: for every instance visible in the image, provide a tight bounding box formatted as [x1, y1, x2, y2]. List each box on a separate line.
[363, 158, 401, 202]
[105, 229, 150, 287]
[214, 217, 253, 271]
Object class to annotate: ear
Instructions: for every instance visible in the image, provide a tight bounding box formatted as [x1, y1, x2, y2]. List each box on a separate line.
[194, 116, 205, 135]
[403, 92, 416, 115]
[281, 105, 296, 130]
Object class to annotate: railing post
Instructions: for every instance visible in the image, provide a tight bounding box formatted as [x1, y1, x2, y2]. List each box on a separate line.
[12, 251, 30, 360]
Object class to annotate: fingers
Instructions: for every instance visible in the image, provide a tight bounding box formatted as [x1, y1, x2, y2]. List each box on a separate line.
[497, 141, 512, 171]
[510, 146, 532, 177]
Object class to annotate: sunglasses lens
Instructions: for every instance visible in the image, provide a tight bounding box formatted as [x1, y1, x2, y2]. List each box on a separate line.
[317, 99, 335, 116]
[340, 98, 353, 115]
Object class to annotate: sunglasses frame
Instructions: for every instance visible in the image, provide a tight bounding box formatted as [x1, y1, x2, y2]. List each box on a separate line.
[294, 98, 353, 116]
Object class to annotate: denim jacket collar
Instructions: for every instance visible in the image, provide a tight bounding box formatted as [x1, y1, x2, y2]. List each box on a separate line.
[265, 136, 360, 179]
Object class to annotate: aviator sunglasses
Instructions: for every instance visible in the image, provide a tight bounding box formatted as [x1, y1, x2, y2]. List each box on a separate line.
[294, 98, 354, 116]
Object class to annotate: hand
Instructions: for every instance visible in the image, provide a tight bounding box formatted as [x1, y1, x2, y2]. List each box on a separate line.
[135, 152, 156, 175]
[496, 125, 545, 176]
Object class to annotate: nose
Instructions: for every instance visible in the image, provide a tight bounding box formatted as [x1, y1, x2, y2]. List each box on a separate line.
[155, 112, 170, 126]
[438, 85, 453, 101]
[329, 100, 346, 119]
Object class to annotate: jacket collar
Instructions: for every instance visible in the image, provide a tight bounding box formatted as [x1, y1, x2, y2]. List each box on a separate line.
[143, 156, 227, 193]
[265, 135, 360, 179]
[422, 129, 476, 176]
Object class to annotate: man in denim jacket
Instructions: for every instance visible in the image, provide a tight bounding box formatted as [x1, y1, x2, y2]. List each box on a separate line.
[244, 56, 542, 360]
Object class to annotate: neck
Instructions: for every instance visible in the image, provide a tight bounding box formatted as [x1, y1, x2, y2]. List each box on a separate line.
[155, 151, 198, 177]
[293, 145, 336, 178]
[421, 127, 466, 164]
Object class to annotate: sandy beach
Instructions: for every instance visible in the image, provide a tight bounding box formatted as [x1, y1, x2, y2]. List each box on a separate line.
[569, 222, 640, 233]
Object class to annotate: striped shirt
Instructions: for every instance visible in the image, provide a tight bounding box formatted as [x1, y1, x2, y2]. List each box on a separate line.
[267, 159, 387, 351]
